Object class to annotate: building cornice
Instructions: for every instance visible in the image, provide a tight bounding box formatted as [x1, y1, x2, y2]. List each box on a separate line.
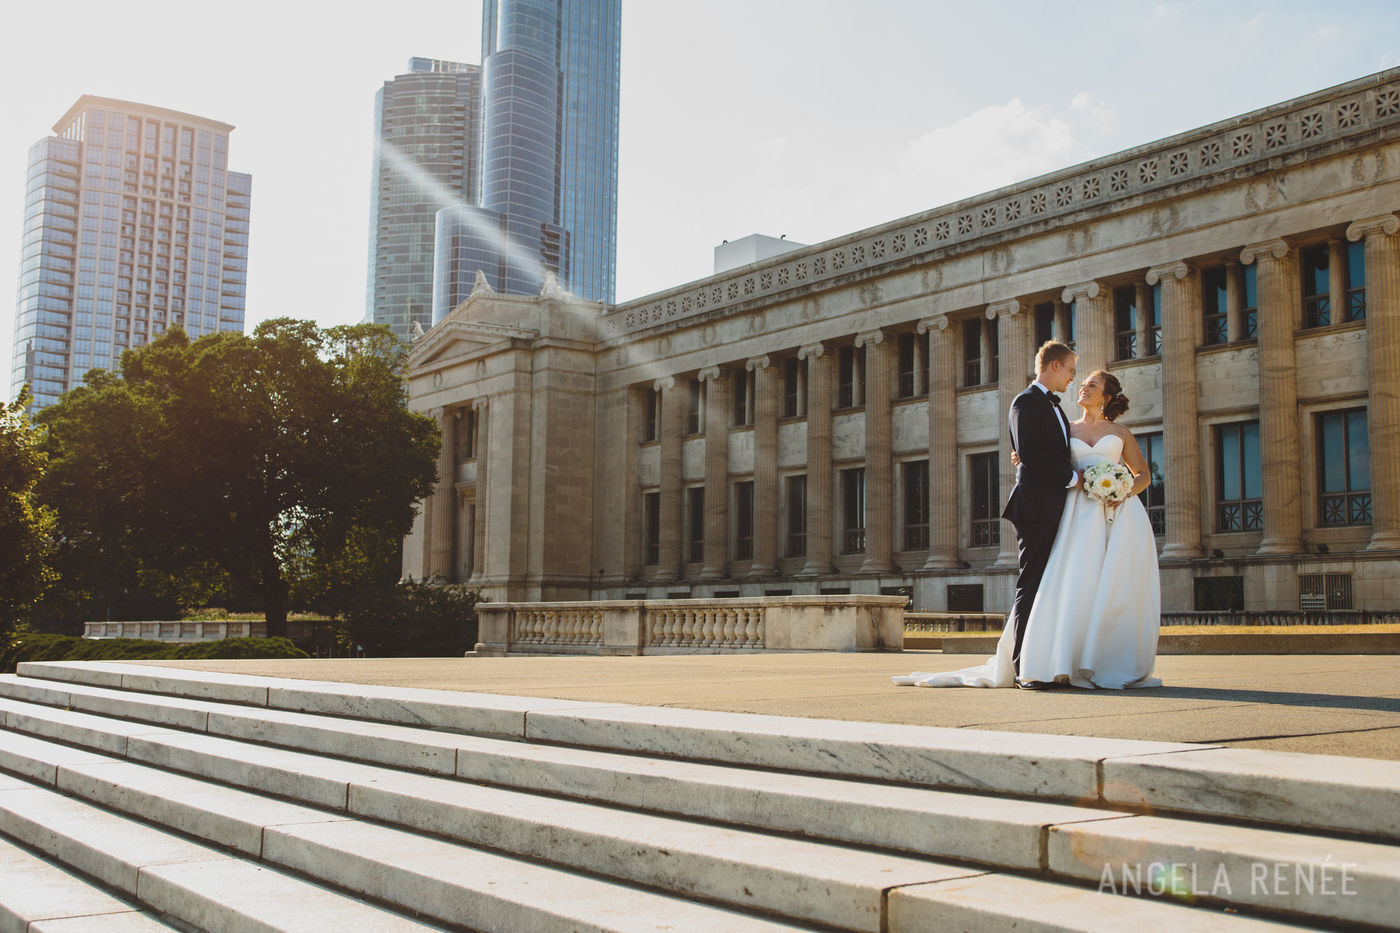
[605, 67, 1400, 340]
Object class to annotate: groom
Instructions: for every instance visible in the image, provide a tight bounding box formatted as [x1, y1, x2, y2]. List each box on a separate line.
[1002, 341, 1082, 687]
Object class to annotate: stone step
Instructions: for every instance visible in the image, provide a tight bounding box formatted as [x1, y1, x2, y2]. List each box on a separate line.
[1, 673, 1139, 869]
[0, 823, 180, 932]
[0, 770, 446, 932]
[0, 697, 1035, 932]
[17, 662, 1400, 844]
[0, 734, 812, 932]
[0, 682, 1338, 930]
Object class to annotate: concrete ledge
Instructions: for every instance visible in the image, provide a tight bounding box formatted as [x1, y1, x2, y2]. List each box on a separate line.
[477, 595, 907, 656]
[910, 627, 1400, 654]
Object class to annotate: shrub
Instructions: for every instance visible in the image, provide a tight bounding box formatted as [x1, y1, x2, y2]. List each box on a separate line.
[341, 581, 480, 657]
[0, 633, 307, 673]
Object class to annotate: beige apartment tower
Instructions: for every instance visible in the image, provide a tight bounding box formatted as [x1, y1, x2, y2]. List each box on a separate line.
[403, 69, 1400, 614]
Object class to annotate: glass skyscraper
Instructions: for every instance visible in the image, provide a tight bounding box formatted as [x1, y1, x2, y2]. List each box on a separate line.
[365, 58, 482, 341]
[432, 0, 620, 320]
[9, 96, 250, 409]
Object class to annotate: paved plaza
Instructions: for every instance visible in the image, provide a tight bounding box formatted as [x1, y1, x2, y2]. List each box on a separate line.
[150, 649, 1400, 761]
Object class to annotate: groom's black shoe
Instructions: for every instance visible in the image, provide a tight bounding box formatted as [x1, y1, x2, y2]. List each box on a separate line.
[1015, 678, 1050, 690]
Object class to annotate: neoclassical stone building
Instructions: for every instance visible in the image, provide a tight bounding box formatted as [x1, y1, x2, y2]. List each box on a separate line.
[403, 69, 1400, 613]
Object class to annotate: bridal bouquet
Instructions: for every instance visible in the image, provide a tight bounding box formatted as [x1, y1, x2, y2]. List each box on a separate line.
[1082, 461, 1135, 523]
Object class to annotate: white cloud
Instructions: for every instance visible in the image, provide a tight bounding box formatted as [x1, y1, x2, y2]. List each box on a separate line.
[1071, 92, 1114, 134]
[895, 99, 1076, 205]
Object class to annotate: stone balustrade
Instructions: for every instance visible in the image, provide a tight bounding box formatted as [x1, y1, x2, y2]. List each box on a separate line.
[475, 595, 907, 657]
[83, 620, 314, 642]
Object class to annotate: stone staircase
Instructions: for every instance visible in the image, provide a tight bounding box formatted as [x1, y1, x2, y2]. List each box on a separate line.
[0, 662, 1395, 932]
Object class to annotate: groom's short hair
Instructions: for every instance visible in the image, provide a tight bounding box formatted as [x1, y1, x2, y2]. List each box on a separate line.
[1035, 340, 1076, 372]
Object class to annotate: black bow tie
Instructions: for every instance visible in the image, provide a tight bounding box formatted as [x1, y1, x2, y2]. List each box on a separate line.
[1046, 392, 1061, 405]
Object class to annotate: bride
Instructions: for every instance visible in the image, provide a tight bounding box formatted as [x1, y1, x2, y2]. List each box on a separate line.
[894, 370, 1162, 689]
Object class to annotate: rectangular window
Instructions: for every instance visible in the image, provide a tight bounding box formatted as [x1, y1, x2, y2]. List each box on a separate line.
[962, 319, 982, 387]
[459, 408, 477, 460]
[734, 481, 754, 560]
[686, 487, 705, 563]
[643, 388, 659, 442]
[1149, 284, 1162, 355]
[1317, 408, 1371, 526]
[732, 368, 752, 426]
[1216, 421, 1261, 531]
[1242, 263, 1258, 339]
[643, 492, 660, 566]
[1302, 244, 1330, 328]
[841, 467, 866, 554]
[902, 459, 930, 550]
[1034, 302, 1055, 348]
[1346, 240, 1366, 322]
[782, 356, 803, 418]
[1298, 572, 1353, 610]
[1138, 432, 1166, 536]
[1114, 285, 1138, 359]
[985, 315, 999, 383]
[970, 453, 1000, 547]
[785, 475, 807, 557]
[897, 332, 916, 399]
[1202, 266, 1228, 345]
[685, 379, 702, 435]
[836, 346, 863, 409]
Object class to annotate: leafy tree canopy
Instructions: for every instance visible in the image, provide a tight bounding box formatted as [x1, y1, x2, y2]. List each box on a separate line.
[38, 319, 440, 636]
[0, 388, 57, 637]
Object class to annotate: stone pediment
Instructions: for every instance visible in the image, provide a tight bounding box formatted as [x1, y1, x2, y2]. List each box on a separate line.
[408, 318, 538, 369]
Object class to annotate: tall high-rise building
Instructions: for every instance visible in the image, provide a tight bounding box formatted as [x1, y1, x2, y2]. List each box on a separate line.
[9, 96, 251, 409]
[365, 58, 482, 341]
[432, 0, 620, 320]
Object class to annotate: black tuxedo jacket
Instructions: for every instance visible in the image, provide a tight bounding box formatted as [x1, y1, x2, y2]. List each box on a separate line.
[1001, 385, 1074, 525]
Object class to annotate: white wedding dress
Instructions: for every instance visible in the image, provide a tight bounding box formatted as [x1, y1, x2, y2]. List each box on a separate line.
[894, 434, 1162, 689]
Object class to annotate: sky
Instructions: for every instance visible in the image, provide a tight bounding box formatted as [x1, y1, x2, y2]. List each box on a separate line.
[3, 1, 1400, 394]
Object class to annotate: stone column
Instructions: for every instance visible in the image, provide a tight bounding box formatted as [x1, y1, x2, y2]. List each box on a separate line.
[1242, 240, 1304, 555]
[698, 366, 730, 581]
[1062, 280, 1112, 382]
[799, 342, 835, 576]
[857, 329, 895, 573]
[1147, 261, 1205, 560]
[749, 355, 779, 576]
[992, 299, 1030, 569]
[1054, 298, 1071, 344]
[918, 313, 961, 569]
[655, 376, 683, 581]
[1136, 282, 1154, 356]
[427, 408, 457, 580]
[1329, 238, 1347, 324]
[470, 397, 489, 583]
[1226, 261, 1245, 345]
[1348, 214, 1400, 550]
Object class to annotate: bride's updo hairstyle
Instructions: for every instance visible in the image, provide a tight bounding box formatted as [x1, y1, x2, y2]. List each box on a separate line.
[1093, 370, 1130, 421]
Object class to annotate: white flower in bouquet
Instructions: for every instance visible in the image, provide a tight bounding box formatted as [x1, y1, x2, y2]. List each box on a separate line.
[1082, 461, 1135, 523]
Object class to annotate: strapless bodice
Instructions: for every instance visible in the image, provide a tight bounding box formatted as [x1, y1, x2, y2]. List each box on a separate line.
[1070, 434, 1124, 468]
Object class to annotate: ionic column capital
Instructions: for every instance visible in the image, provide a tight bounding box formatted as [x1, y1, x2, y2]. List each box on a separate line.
[1060, 281, 1104, 304]
[745, 354, 770, 372]
[986, 298, 1021, 319]
[652, 375, 675, 392]
[1346, 214, 1400, 242]
[798, 342, 826, 360]
[917, 313, 952, 335]
[1145, 261, 1191, 285]
[471, 396, 489, 411]
[854, 328, 886, 348]
[1240, 239, 1290, 265]
[697, 366, 724, 383]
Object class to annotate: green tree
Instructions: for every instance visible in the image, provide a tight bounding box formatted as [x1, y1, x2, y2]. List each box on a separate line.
[39, 320, 440, 637]
[0, 388, 57, 638]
